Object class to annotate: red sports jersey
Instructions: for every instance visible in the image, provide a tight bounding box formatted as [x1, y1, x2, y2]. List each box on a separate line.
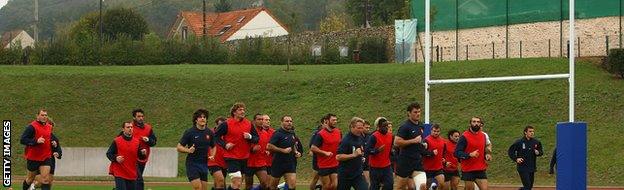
[443, 139, 459, 172]
[24, 121, 52, 161]
[132, 122, 153, 163]
[315, 128, 341, 169]
[460, 130, 487, 172]
[368, 131, 393, 168]
[208, 128, 226, 168]
[223, 118, 253, 159]
[423, 135, 446, 171]
[265, 128, 275, 166]
[108, 136, 140, 180]
[247, 126, 272, 167]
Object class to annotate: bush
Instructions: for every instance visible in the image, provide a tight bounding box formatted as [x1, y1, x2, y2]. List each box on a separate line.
[289, 42, 314, 64]
[161, 40, 189, 64]
[320, 42, 341, 64]
[0, 45, 23, 65]
[73, 33, 100, 65]
[101, 35, 142, 65]
[20, 31, 387, 65]
[187, 37, 230, 64]
[606, 48, 624, 78]
[234, 37, 287, 64]
[32, 37, 78, 65]
[359, 37, 389, 63]
[142, 33, 165, 64]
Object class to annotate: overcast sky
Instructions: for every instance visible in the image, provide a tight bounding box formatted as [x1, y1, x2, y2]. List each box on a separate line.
[0, 0, 7, 9]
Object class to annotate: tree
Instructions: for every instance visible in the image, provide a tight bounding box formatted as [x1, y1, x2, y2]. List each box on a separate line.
[214, 0, 232, 13]
[102, 8, 149, 40]
[319, 11, 351, 33]
[346, 0, 409, 27]
[69, 12, 100, 39]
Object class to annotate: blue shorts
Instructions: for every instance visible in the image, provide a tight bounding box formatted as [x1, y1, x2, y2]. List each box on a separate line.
[395, 156, 423, 178]
[461, 170, 487, 181]
[270, 163, 296, 178]
[186, 162, 208, 181]
[226, 159, 247, 174]
[26, 158, 52, 172]
[317, 167, 338, 176]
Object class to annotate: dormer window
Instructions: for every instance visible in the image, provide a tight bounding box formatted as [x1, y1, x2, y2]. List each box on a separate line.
[237, 16, 246, 23]
[182, 26, 188, 40]
[218, 25, 232, 35]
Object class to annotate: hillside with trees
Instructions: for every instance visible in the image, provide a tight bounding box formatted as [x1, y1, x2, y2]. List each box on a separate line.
[0, 0, 410, 39]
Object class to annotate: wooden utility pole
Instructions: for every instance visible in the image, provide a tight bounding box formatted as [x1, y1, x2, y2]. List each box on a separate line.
[34, 0, 38, 43]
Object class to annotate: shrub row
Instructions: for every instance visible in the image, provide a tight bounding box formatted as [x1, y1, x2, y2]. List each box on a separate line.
[0, 34, 390, 65]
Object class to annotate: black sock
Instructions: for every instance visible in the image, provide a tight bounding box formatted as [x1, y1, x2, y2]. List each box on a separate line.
[22, 180, 31, 190]
[41, 183, 51, 190]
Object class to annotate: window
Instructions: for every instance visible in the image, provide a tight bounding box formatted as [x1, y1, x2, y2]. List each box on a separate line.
[237, 16, 246, 23]
[182, 26, 188, 40]
[218, 25, 232, 35]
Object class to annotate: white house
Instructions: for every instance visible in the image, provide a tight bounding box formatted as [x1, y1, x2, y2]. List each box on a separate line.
[168, 7, 289, 42]
[1, 30, 35, 49]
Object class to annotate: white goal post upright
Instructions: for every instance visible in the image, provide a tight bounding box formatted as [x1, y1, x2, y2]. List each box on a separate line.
[422, 0, 586, 188]
[423, 3, 575, 123]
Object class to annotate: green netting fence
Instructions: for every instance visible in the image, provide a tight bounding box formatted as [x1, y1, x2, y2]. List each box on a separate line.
[411, 0, 622, 31]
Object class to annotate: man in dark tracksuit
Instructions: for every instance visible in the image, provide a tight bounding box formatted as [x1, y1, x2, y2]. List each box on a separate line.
[336, 117, 368, 190]
[176, 109, 216, 190]
[361, 121, 372, 185]
[508, 125, 543, 190]
[267, 116, 303, 190]
[394, 103, 427, 190]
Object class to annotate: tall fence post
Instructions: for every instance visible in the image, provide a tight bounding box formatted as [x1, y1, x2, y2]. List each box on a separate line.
[548, 39, 552, 58]
[560, 0, 563, 57]
[567, 40, 570, 58]
[466, 44, 469, 61]
[430, 38, 434, 62]
[606, 35, 610, 56]
[577, 37, 581, 58]
[456, 0, 459, 61]
[441, 47, 444, 61]
[506, 0, 509, 59]
[492, 42, 495, 59]
[436, 45, 440, 62]
[520, 41, 523, 58]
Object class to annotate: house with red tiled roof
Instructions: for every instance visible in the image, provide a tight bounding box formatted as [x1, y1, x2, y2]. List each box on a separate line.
[168, 7, 289, 42]
[1, 30, 34, 49]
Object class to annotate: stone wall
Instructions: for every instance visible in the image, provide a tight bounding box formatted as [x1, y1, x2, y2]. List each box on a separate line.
[419, 16, 622, 62]
[228, 16, 621, 63]
[227, 26, 396, 61]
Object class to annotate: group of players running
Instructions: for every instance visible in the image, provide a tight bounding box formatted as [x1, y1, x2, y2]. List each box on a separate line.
[20, 101, 503, 190]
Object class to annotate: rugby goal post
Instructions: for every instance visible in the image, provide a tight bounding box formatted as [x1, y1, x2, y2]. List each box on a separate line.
[421, 0, 587, 189]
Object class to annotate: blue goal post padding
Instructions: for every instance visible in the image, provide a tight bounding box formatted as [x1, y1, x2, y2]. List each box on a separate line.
[423, 123, 432, 139]
[556, 122, 587, 190]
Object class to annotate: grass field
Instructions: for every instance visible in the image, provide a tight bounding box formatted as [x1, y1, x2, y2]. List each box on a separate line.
[1, 58, 623, 186]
